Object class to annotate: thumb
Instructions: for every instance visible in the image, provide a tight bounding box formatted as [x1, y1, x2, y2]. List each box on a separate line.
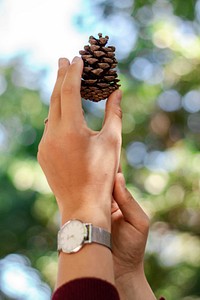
[113, 173, 149, 233]
[102, 89, 122, 138]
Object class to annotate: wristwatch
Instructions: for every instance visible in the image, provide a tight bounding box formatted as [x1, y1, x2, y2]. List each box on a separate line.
[57, 219, 112, 254]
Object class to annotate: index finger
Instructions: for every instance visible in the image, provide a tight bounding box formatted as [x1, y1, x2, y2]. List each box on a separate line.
[61, 56, 84, 125]
[48, 58, 70, 125]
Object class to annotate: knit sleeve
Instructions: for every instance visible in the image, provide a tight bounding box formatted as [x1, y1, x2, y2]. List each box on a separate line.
[52, 277, 120, 300]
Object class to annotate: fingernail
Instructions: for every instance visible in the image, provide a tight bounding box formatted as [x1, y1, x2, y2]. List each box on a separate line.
[72, 56, 81, 63]
[58, 58, 68, 68]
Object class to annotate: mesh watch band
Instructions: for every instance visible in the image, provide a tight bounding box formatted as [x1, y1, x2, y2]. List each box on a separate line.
[90, 225, 112, 250]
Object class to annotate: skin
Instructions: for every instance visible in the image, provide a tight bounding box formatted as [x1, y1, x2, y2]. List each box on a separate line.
[112, 172, 157, 299]
[38, 57, 122, 288]
[38, 56, 157, 299]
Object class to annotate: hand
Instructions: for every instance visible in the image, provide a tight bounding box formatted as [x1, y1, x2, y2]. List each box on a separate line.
[111, 172, 150, 280]
[111, 173, 157, 300]
[37, 57, 122, 228]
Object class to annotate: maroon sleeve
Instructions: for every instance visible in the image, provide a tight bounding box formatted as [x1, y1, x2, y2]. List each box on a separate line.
[52, 277, 120, 300]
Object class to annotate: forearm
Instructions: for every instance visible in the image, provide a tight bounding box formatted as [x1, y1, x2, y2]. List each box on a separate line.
[57, 244, 115, 289]
[115, 269, 156, 300]
[56, 204, 115, 290]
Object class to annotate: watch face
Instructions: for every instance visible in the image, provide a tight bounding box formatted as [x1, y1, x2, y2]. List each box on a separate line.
[59, 219, 85, 253]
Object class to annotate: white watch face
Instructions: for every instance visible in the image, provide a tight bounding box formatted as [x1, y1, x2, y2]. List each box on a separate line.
[59, 220, 85, 253]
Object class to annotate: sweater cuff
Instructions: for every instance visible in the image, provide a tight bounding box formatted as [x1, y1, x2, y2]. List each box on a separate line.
[52, 277, 120, 300]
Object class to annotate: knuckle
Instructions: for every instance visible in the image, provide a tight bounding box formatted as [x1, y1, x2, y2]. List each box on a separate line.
[106, 102, 122, 120]
[61, 83, 74, 95]
[50, 93, 59, 104]
[38, 135, 58, 159]
[57, 66, 67, 78]
[64, 127, 83, 143]
[108, 132, 121, 146]
[140, 214, 150, 232]
[114, 106, 122, 120]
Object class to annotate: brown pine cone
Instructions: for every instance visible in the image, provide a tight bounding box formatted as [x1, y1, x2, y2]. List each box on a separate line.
[79, 33, 120, 102]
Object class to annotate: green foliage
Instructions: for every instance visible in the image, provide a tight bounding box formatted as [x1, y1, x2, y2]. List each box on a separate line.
[173, 0, 196, 20]
[0, 58, 57, 297]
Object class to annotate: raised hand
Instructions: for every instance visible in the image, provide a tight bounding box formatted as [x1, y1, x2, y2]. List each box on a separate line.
[37, 57, 122, 229]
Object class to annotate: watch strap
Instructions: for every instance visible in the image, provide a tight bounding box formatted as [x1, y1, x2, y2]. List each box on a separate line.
[90, 225, 112, 250]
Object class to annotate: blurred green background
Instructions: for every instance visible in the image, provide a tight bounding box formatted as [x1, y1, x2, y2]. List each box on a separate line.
[0, 0, 200, 299]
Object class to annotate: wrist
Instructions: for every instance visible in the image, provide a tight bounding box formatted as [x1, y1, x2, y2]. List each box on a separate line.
[115, 266, 157, 300]
[59, 205, 112, 231]
[115, 264, 145, 285]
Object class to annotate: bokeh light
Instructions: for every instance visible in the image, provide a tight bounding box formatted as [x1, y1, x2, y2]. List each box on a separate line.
[0, 254, 51, 299]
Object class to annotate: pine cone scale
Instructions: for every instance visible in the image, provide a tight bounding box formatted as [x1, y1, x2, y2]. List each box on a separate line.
[94, 51, 105, 58]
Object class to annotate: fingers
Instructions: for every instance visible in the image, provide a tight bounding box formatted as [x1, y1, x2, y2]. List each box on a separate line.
[113, 173, 149, 234]
[102, 89, 122, 141]
[61, 56, 84, 125]
[111, 198, 119, 214]
[49, 58, 70, 125]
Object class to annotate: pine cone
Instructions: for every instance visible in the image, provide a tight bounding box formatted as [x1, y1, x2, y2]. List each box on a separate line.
[79, 33, 120, 102]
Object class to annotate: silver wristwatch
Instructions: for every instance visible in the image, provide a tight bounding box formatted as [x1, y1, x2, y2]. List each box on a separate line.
[57, 219, 112, 254]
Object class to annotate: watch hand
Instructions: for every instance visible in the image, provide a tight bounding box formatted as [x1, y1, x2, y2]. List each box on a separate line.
[66, 235, 74, 240]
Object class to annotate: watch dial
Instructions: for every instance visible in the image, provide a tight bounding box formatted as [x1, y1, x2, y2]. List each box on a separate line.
[60, 220, 85, 253]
